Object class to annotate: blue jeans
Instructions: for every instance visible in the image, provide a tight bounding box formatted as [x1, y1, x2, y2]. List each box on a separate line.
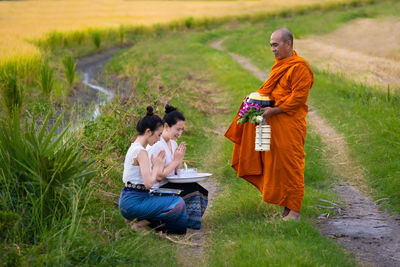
[119, 187, 187, 234]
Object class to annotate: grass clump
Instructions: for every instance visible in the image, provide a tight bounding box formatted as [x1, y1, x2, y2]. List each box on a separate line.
[62, 54, 76, 88]
[119, 24, 125, 45]
[0, 111, 96, 243]
[91, 31, 102, 49]
[38, 59, 55, 99]
[0, 62, 24, 118]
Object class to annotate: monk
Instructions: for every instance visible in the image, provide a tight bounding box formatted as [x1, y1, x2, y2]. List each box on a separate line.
[225, 28, 314, 220]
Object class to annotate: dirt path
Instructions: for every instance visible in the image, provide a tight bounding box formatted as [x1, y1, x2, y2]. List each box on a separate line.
[176, 177, 220, 267]
[174, 76, 228, 267]
[210, 37, 400, 266]
[211, 37, 268, 82]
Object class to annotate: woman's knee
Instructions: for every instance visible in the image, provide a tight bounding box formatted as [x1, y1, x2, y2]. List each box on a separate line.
[171, 196, 187, 213]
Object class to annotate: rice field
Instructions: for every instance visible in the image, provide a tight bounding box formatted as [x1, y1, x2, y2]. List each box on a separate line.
[295, 18, 400, 91]
[0, 0, 357, 62]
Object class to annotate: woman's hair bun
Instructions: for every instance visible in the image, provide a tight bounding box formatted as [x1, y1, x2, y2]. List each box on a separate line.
[146, 106, 154, 116]
[165, 104, 177, 114]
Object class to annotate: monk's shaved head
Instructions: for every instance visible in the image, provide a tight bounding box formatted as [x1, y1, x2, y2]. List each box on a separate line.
[273, 28, 293, 48]
[270, 28, 294, 60]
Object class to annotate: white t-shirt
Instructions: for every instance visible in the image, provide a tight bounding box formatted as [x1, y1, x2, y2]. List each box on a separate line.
[147, 137, 178, 189]
[122, 142, 147, 185]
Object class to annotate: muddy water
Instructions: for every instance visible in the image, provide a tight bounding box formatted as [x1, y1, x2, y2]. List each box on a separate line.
[76, 47, 121, 122]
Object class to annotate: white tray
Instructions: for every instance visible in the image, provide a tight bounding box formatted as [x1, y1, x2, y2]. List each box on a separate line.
[167, 173, 212, 183]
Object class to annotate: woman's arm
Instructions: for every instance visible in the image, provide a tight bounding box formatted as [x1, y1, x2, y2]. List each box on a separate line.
[137, 149, 165, 189]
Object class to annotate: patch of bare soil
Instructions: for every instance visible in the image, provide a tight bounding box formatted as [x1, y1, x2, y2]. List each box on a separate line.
[295, 18, 400, 92]
[316, 185, 400, 266]
[211, 37, 268, 82]
[162, 71, 227, 266]
[211, 37, 400, 266]
[308, 111, 400, 267]
[183, 72, 231, 116]
[175, 177, 221, 267]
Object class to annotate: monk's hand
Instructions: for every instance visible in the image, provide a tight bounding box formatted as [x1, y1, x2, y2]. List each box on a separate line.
[262, 107, 282, 119]
[243, 95, 250, 105]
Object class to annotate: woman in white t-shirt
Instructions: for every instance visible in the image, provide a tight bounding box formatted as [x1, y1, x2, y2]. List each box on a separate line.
[148, 105, 208, 229]
[119, 106, 188, 234]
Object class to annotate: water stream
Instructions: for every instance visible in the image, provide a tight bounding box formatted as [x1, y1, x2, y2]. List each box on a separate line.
[75, 47, 122, 125]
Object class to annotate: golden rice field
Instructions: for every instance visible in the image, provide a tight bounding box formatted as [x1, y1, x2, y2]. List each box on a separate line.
[0, 0, 355, 62]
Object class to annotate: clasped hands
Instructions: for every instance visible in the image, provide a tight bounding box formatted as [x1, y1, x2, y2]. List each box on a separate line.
[151, 142, 186, 180]
[151, 142, 186, 167]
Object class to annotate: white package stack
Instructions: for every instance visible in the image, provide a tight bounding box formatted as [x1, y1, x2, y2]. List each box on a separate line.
[255, 124, 271, 151]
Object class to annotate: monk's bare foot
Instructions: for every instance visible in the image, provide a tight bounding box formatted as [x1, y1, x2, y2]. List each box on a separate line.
[281, 207, 290, 217]
[283, 210, 300, 221]
[128, 219, 150, 233]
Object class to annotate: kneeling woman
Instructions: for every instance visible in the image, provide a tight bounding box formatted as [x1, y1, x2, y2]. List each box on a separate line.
[119, 106, 187, 234]
[148, 105, 208, 229]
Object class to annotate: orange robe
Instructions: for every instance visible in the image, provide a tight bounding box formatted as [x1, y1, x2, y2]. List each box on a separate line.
[225, 51, 314, 212]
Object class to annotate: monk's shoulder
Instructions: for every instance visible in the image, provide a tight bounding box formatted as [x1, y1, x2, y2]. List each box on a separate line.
[290, 60, 313, 79]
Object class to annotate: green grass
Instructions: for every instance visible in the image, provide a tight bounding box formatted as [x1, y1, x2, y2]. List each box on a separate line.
[206, 129, 352, 266]
[91, 30, 102, 49]
[309, 72, 400, 212]
[0, 62, 24, 117]
[0, 112, 99, 267]
[62, 54, 76, 88]
[38, 59, 55, 99]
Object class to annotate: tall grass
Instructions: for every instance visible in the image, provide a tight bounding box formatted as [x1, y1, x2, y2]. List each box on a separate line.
[0, 62, 24, 117]
[62, 54, 76, 88]
[310, 72, 400, 211]
[0, 111, 96, 243]
[91, 31, 102, 49]
[39, 60, 55, 99]
[119, 25, 125, 45]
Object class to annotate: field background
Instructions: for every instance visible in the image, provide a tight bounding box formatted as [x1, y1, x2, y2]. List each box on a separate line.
[0, 0, 357, 61]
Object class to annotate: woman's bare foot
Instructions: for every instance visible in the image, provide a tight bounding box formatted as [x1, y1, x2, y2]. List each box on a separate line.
[283, 210, 300, 221]
[281, 207, 290, 217]
[127, 219, 150, 233]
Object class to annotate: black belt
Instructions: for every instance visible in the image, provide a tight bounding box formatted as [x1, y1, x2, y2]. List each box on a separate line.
[125, 182, 148, 191]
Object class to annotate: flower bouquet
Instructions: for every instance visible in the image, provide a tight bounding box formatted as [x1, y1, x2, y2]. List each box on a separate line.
[237, 103, 264, 125]
[237, 102, 271, 151]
